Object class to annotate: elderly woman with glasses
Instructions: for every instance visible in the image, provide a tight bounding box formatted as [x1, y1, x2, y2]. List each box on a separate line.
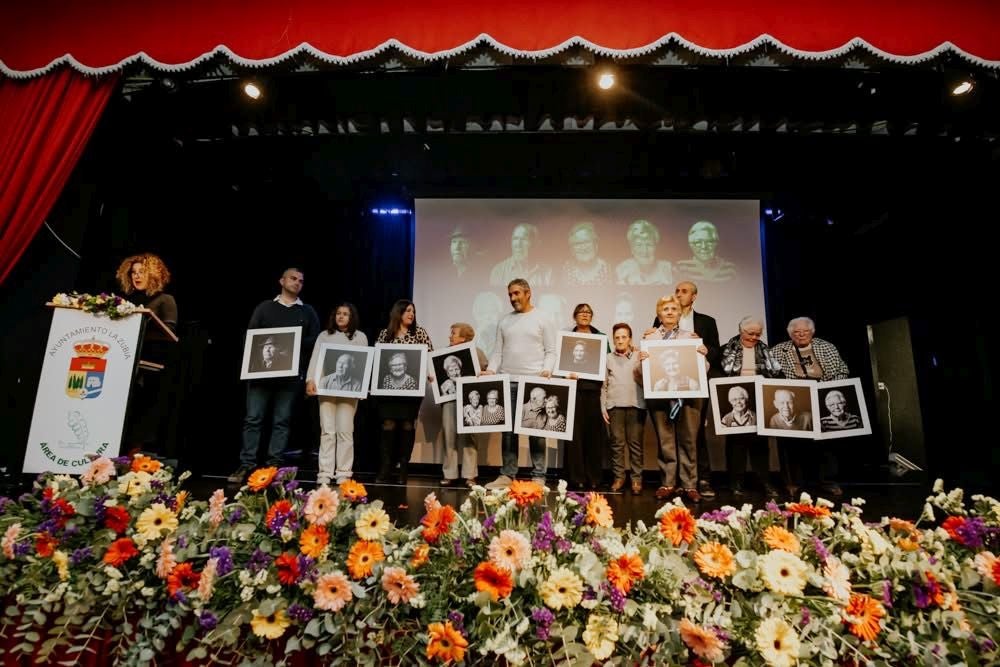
[719, 316, 783, 497]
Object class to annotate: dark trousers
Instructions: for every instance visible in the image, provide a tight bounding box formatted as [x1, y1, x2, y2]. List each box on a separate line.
[727, 433, 770, 487]
[240, 381, 300, 466]
[779, 438, 837, 488]
[564, 389, 605, 487]
[608, 407, 645, 481]
[378, 419, 416, 479]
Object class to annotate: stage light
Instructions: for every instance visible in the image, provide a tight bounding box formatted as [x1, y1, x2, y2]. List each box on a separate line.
[370, 206, 412, 216]
[952, 80, 974, 96]
[764, 208, 773, 216]
[597, 72, 615, 90]
[243, 82, 262, 100]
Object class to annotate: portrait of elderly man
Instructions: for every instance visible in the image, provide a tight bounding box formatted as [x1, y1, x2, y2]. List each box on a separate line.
[820, 390, 863, 431]
[768, 389, 813, 431]
[615, 219, 674, 286]
[448, 225, 475, 278]
[489, 223, 553, 288]
[675, 221, 737, 283]
[561, 221, 610, 286]
[520, 386, 548, 429]
[438, 354, 464, 396]
[319, 353, 362, 392]
[380, 352, 418, 391]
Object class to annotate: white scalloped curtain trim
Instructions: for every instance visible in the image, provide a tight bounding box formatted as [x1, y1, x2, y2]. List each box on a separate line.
[2, 33, 998, 78]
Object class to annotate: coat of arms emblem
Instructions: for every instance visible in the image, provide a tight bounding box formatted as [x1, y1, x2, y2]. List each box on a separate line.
[66, 340, 110, 399]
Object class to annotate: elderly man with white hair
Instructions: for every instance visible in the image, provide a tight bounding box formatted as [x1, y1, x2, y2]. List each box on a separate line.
[719, 315, 784, 498]
[771, 316, 850, 498]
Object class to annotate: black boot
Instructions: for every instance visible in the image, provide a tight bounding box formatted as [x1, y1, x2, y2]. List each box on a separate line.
[398, 427, 416, 484]
[376, 427, 395, 483]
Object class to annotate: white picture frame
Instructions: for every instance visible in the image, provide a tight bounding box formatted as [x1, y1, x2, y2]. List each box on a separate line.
[456, 375, 512, 434]
[755, 378, 820, 439]
[240, 326, 302, 380]
[370, 343, 429, 397]
[709, 376, 760, 435]
[312, 344, 375, 399]
[640, 338, 709, 399]
[514, 375, 576, 441]
[429, 342, 482, 404]
[816, 378, 872, 440]
[553, 330, 608, 382]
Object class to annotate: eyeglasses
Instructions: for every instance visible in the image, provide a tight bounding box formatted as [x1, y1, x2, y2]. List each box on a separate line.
[577, 310, 593, 315]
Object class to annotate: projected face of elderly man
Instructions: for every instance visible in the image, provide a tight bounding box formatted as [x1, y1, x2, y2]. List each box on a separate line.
[688, 221, 720, 263]
[511, 224, 535, 262]
[528, 387, 546, 410]
[450, 229, 471, 269]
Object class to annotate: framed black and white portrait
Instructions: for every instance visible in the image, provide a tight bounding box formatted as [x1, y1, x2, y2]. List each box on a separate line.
[313, 344, 374, 399]
[816, 378, 871, 440]
[640, 338, 708, 399]
[755, 378, 820, 439]
[240, 326, 301, 380]
[709, 376, 759, 435]
[429, 342, 482, 404]
[370, 343, 428, 397]
[456, 375, 511, 434]
[514, 376, 576, 441]
[553, 331, 608, 382]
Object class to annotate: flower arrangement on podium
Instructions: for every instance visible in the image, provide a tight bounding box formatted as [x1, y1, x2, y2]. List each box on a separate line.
[1, 457, 999, 666]
[50, 291, 138, 319]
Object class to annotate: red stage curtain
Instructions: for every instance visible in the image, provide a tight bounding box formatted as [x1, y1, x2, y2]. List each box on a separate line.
[1, 0, 999, 76]
[0, 69, 117, 286]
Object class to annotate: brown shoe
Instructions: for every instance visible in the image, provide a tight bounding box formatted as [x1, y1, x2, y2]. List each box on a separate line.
[631, 480, 643, 495]
[684, 488, 702, 503]
[610, 479, 626, 492]
[654, 486, 676, 500]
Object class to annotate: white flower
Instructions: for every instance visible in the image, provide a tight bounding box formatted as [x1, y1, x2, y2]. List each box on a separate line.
[759, 551, 808, 596]
[933, 478, 944, 493]
[822, 557, 852, 602]
[104, 565, 123, 580]
[642, 605, 660, 630]
[240, 586, 255, 601]
[756, 617, 800, 667]
[265, 584, 281, 595]
[409, 593, 426, 608]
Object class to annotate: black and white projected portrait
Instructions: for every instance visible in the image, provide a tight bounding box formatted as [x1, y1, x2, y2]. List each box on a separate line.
[816, 378, 872, 440]
[429, 342, 481, 404]
[554, 331, 608, 381]
[313, 344, 374, 399]
[615, 219, 674, 286]
[675, 220, 737, 283]
[371, 344, 427, 397]
[489, 223, 553, 289]
[709, 377, 759, 435]
[457, 375, 512, 434]
[561, 222, 610, 286]
[241, 327, 301, 379]
[756, 379, 819, 439]
[514, 377, 576, 441]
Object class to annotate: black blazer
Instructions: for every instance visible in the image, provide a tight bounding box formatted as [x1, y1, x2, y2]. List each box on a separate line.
[651, 311, 722, 377]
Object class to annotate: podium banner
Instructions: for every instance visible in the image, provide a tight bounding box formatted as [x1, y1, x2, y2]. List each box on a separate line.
[23, 308, 142, 474]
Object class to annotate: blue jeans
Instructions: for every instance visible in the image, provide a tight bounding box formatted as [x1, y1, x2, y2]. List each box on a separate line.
[500, 381, 546, 478]
[241, 381, 299, 466]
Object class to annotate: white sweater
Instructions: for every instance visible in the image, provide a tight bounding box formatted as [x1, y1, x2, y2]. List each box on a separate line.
[306, 329, 369, 382]
[488, 307, 557, 376]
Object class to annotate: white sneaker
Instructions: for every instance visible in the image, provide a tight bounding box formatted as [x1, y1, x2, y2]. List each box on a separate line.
[316, 476, 332, 486]
[485, 475, 513, 489]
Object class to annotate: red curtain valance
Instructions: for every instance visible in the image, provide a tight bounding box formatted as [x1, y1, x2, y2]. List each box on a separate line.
[2, 0, 1000, 77]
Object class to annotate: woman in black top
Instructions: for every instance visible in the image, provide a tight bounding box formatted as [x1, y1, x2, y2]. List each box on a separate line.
[563, 303, 607, 490]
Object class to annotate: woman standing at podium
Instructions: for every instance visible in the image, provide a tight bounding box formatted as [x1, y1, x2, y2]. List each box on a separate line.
[116, 253, 178, 455]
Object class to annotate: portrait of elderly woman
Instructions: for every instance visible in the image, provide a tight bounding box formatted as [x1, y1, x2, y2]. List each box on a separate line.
[675, 221, 737, 283]
[816, 380, 871, 439]
[430, 342, 481, 404]
[371, 343, 427, 397]
[380, 352, 417, 390]
[721, 385, 756, 427]
[561, 221, 610, 286]
[615, 219, 674, 286]
[514, 378, 576, 440]
[652, 349, 700, 392]
[489, 223, 553, 288]
[457, 376, 512, 434]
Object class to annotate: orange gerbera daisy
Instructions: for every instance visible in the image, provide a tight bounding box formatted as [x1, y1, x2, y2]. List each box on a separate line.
[421, 505, 457, 544]
[762, 525, 801, 554]
[247, 467, 278, 491]
[274, 552, 300, 585]
[174, 490, 189, 512]
[586, 494, 614, 528]
[103, 537, 139, 566]
[339, 479, 368, 503]
[693, 541, 736, 580]
[679, 618, 725, 663]
[898, 537, 921, 551]
[410, 543, 430, 568]
[346, 540, 384, 580]
[265, 500, 294, 528]
[473, 561, 514, 601]
[606, 553, 645, 593]
[35, 533, 57, 558]
[844, 593, 885, 642]
[888, 518, 916, 534]
[130, 454, 162, 474]
[786, 503, 831, 518]
[659, 506, 696, 546]
[382, 566, 420, 605]
[166, 562, 200, 598]
[426, 620, 469, 664]
[508, 479, 544, 507]
[299, 525, 329, 559]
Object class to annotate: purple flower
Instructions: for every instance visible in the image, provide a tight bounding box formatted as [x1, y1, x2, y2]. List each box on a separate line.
[447, 611, 466, 636]
[453, 539, 465, 559]
[700, 509, 734, 522]
[286, 603, 314, 623]
[248, 548, 271, 574]
[0, 497, 11, 513]
[482, 514, 496, 533]
[14, 542, 31, 557]
[18, 493, 33, 504]
[112, 456, 131, 466]
[199, 611, 218, 630]
[811, 537, 831, 563]
[571, 511, 586, 527]
[150, 479, 165, 491]
[227, 507, 244, 524]
[590, 539, 605, 556]
[583, 586, 597, 601]
[977, 637, 996, 653]
[765, 500, 791, 517]
[93, 495, 109, 524]
[176, 535, 188, 549]
[567, 491, 589, 505]
[532, 512, 556, 551]
[274, 467, 298, 486]
[172, 591, 188, 605]
[70, 547, 93, 566]
[531, 607, 554, 640]
[601, 582, 626, 613]
[63, 525, 79, 537]
[210, 546, 233, 576]
[556, 538, 573, 554]
[285, 480, 300, 493]
[799, 607, 811, 627]
[955, 517, 988, 549]
[881, 580, 893, 609]
[298, 555, 317, 583]
[912, 582, 932, 609]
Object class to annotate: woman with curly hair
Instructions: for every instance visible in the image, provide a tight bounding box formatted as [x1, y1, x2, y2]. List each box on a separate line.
[116, 253, 178, 455]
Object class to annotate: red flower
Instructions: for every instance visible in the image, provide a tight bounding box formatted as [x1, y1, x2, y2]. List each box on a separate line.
[35, 533, 57, 558]
[265, 500, 294, 530]
[941, 516, 967, 544]
[104, 506, 130, 534]
[167, 562, 201, 597]
[52, 498, 76, 529]
[275, 552, 300, 585]
[103, 537, 139, 566]
[421, 505, 456, 544]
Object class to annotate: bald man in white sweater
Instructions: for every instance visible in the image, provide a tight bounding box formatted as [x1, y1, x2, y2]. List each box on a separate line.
[482, 278, 557, 488]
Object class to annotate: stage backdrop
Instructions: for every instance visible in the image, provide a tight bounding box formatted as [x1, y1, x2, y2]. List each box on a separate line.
[411, 198, 764, 467]
[23, 307, 141, 474]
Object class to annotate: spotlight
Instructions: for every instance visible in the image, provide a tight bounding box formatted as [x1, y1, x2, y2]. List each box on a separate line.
[764, 207, 773, 216]
[597, 72, 615, 90]
[243, 82, 262, 100]
[952, 80, 974, 96]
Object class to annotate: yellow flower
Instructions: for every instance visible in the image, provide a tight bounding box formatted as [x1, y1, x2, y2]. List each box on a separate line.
[693, 541, 736, 580]
[52, 550, 69, 581]
[762, 525, 801, 554]
[250, 608, 290, 640]
[117, 471, 152, 498]
[759, 550, 808, 596]
[355, 507, 391, 541]
[755, 617, 800, 667]
[540, 567, 583, 610]
[134, 503, 178, 541]
[586, 494, 614, 528]
[582, 614, 619, 660]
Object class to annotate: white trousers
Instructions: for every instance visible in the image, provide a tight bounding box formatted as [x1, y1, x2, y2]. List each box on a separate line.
[441, 400, 480, 480]
[318, 397, 358, 482]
